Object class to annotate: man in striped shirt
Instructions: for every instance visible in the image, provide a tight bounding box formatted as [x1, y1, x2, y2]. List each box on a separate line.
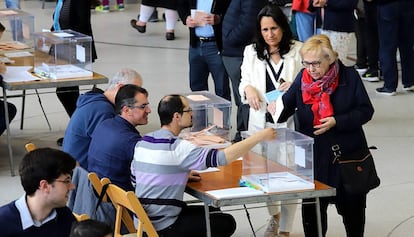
[131, 94, 275, 236]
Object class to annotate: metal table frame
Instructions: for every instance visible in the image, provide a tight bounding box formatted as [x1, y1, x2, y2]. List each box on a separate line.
[186, 160, 336, 237]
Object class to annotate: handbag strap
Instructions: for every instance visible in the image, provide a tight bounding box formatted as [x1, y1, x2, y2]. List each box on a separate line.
[328, 131, 377, 164]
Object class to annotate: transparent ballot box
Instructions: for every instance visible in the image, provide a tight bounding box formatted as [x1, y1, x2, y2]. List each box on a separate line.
[181, 91, 232, 142]
[241, 128, 314, 193]
[0, 9, 34, 51]
[33, 30, 93, 79]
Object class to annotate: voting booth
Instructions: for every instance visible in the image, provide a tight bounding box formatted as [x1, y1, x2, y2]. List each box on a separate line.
[241, 128, 315, 193]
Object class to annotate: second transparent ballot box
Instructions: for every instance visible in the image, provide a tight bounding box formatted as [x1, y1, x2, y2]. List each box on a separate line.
[0, 9, 34, 51]
[33, 30, 93, 79]
[241, 128, 315, 193]
[181, 91, 232, 142]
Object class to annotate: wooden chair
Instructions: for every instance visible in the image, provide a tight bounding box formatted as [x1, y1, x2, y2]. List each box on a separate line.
[73, 213, 90, 221]
[106, 183, 158, 237]
[87, 173, 135, 233]
[25, 142, 36, 152]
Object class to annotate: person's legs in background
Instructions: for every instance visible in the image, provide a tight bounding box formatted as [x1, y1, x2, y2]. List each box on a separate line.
[376, 2, 398, 95]
[158, 205, 236, 237]
[398, 0, 414, 91]
[130, 4, 154, 33]
[202, 42, 230, 101]
[189, 43, 210, 93]
[302, 197, 329, 237]
[56, 86, 79, 146]
[336, 192, 367, 237]
[295, 11, 316, 42]
[361, 1, 380, 82]
[265, 201, 298, 237]
[222, 56, 248, 142]
[0, 100, 17, 136]
[353, 8, 368, 75]
[164, 9, 178, 40]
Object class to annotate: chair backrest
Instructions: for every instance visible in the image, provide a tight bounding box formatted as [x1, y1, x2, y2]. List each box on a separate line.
[25, 143, 36, 152]
[88, 173, 135, 233]
[73, 213, 90, 221]
[106, 183, 159, 237]
[88, 172, 109, 202]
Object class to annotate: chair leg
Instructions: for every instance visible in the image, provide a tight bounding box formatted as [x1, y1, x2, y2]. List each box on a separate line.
[20, 90, 26, 130]
[35, 89, 52, 131]
[42, 0, 45, 9]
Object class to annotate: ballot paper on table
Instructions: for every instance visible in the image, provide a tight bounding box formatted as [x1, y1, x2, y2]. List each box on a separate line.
[3, 66, 39, 82]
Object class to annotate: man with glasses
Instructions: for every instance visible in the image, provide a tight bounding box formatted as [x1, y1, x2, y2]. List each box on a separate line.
[131, 94, 276, 236]
[88, 85, 150, 191]
[62, 68, 143, 170]
[0, 148, 77, 237]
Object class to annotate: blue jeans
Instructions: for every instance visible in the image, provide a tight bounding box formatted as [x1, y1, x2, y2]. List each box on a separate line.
[377, 0, 414, 90]
[188, 41, 230, 101]
[5, 0, 23, 41]
[295, 11, 317, 42]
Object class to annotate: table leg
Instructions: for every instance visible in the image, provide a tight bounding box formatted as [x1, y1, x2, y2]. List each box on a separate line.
[316, 197, 322, 237]
[204, 204, 211, 237]
[20, 89, 25, 130]
[3, 87, 15, 176]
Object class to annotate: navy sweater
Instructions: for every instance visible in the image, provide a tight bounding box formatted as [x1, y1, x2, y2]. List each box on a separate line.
[0, 201, 76, 237]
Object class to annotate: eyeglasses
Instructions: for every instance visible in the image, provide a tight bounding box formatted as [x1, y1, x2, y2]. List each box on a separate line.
[129, 103, 150, 110]
[181, 108, 193, 113]
[302, 60, 322, 69]
[55, 178, 72, 186]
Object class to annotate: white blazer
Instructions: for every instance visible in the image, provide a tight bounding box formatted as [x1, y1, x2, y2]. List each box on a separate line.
[239, 41, 303, 131]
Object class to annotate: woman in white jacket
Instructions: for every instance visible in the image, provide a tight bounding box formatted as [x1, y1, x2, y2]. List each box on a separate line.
[239, 4, 303, 237]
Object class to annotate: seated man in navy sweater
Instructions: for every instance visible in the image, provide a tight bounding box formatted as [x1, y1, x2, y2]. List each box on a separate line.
[0, 148, 77, 237]
[88, 84, 150, 191]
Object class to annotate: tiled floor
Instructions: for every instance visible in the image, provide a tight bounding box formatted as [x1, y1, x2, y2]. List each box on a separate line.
[1, 1, 413, 236]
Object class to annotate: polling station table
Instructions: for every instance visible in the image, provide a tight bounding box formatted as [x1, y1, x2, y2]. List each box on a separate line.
[1, 55, 107, 176]
[186, 154, 336, 237]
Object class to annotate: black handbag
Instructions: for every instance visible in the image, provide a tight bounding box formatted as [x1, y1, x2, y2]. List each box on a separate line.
[332, 145, 381, 194]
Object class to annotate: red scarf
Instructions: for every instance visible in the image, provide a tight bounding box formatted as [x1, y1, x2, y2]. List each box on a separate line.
[301, 61, 339, 126]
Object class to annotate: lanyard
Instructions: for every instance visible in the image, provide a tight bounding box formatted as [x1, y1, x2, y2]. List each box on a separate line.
[53, 0, 63, 31]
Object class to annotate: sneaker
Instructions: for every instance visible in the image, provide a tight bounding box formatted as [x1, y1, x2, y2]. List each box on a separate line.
[403, 85, 414, 92]
[354, 65, 367, 76]
[376, 87, 396, 96]
[117, 4, 124, 11]
[95, 5, 109, 12]
[264, 216, 279, 237]
[362, 68, 380, 82]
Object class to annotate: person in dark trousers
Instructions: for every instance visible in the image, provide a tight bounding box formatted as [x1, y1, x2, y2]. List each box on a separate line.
[0, 24, 17, 137]
[176, 0, 231, 102]
[279, 34, 374, 237]
[220, 0, 267, 142]
[375, 0, 414, 95]
[52, 0, 98, 145]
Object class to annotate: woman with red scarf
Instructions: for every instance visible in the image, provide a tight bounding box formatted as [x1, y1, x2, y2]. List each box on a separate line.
[278, 34, 374, 237]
